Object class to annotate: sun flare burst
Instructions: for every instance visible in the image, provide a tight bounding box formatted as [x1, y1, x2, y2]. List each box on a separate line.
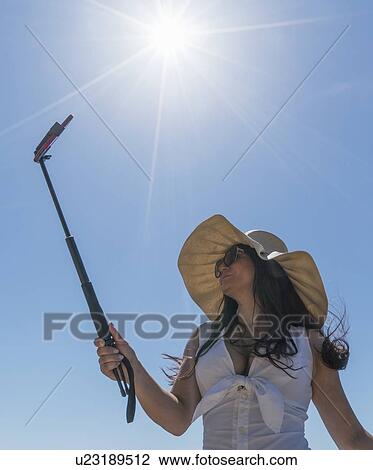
[147, 14, 195, 56]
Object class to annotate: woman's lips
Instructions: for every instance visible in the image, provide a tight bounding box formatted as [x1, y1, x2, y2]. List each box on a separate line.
[220, 274, 232, 282]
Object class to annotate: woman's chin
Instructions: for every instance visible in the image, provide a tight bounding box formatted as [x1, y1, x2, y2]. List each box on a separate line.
[221, 285, 233, 296]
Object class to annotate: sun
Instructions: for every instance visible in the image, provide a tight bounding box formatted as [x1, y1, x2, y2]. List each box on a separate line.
[147, 14, 194, 56]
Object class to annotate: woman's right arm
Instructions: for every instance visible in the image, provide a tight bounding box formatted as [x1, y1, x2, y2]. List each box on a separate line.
[94, 322, 203, 436]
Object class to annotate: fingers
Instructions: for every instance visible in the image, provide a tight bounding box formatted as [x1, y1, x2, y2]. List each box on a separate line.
[100, 359, 122, 380]
[99, 346, 125, 380]
[102, 362, 129, 383]
[94, 330, 122, 363]
[96, 345, 119, 357]
[93, 324, 131, 381]
[109, 322, 126, 344]
[93, 323, 125, 348]
[108, 324, 131, 356]
[94, 323, 137, 375]
[99, 353, 124, 365]
[94, 337, 105, 348]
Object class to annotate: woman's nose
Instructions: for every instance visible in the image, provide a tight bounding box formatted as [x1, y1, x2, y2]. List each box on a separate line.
[219, 264, 230, 275]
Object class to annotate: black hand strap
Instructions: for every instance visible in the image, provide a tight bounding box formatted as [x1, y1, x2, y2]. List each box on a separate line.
[119, 358, 136, 423]
[105, 335, 136, 423]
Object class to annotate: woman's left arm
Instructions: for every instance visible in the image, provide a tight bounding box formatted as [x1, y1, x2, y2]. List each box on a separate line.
[309, 329, 373, 450]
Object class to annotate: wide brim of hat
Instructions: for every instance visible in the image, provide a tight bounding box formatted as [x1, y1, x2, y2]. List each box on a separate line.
[178, 214, 328, 326]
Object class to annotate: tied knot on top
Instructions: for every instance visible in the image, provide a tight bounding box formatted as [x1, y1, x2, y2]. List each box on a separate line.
[192, 375, 285, 433]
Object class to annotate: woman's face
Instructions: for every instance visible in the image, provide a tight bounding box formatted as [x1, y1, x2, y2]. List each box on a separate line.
[218, 248, 255, 299]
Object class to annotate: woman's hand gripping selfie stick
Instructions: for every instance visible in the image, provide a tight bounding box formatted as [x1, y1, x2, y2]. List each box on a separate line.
[33, 115, 136, 423]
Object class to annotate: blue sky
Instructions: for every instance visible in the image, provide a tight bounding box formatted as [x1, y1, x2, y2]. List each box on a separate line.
[1, 0, 372, 450]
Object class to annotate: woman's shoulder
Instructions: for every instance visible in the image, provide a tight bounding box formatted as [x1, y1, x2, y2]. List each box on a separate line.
[289, 325, 321, 344]
[183, 320, 213, 357]
[288, 326, 324, 380]
[307, 328, 325, 378]
[307, 328, 324, 348]
[189, 320, 221, 356]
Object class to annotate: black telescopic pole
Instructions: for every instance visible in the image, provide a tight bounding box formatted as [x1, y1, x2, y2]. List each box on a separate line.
[33, 115, 136, 423]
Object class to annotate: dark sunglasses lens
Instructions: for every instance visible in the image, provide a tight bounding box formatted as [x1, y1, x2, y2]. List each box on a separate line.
[224, 246, 238, 266]
[216, 246, 241, 278]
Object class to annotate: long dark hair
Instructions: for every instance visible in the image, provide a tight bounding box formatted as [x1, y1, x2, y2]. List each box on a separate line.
[161, 243, 349, 386]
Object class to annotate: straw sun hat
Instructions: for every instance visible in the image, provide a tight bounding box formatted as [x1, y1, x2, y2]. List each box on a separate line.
[177, 214, 328, 327]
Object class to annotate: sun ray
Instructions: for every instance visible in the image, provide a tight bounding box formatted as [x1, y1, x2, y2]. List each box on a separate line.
[181, 53, 288, 178]
[182, 52, 267, 142]
[173, 51, 199, 137]
[184, 40, 276, 83]
[0, 46, 152, 138]
[183, 42, 263, 73]
[124, 51, 161, 100]
[83, 0, 152, 31]
[185, 40, 247, 68]
[193, 16, 330, 36]
[183, 40, 288, 114]
[184, 0, 223, 24]
[143, 57, 169, 243]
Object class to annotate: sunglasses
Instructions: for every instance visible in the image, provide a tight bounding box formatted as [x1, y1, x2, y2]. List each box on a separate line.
[214, 245, 246, 278]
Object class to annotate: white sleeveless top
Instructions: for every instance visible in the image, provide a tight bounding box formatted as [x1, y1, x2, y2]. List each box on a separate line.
[192, 323, 313, 450]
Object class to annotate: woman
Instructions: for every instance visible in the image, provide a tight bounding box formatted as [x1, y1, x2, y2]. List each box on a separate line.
[94, 214, 373, 450]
